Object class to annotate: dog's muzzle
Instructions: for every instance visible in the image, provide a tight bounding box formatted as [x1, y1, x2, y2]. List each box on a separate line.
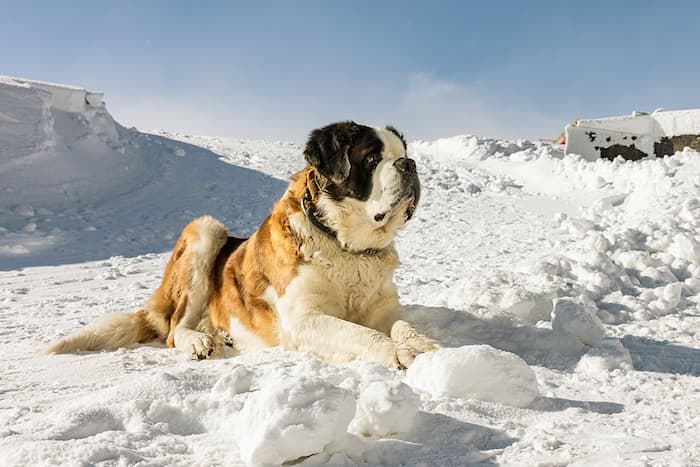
[395, 157, 420, 221]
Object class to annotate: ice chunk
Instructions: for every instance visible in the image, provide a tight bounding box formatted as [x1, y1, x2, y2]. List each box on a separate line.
[405, 345, 540, 408]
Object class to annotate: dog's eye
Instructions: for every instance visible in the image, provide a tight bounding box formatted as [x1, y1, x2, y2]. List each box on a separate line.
[364, 154, 380, 169]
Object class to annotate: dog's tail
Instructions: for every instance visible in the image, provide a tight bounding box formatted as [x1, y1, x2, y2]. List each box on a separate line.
[43, 309, 159, 354]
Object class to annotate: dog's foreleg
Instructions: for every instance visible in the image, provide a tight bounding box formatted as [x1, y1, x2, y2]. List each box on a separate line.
[364, 285, 441, 356]
[390, 319, 441, 353]
[284, 312, 417, 369]
[173, 323, 214, 359]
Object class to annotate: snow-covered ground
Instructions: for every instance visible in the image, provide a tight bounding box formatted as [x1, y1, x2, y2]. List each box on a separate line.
[1, 77, 699, 466]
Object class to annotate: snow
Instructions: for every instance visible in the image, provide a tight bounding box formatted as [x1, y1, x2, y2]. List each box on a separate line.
[406, 346, 540, 408]
[235, 376, 356, 466]
[551, 297, 607, 347]
[2, 77, 700, 465]
[575, 338, 633, 375]
[0, 76, 286, 269]
[348, 379, 419, 438]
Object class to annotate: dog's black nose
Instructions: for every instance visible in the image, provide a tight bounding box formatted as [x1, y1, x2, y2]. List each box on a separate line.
[396, 157, 416, 174]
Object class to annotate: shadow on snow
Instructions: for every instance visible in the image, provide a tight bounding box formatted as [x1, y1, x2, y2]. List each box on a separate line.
[0, 132, 287, 270]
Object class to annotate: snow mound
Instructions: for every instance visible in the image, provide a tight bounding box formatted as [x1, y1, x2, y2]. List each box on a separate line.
[405, 345, 540, 408]
[348, 380, 419, 437]
[576, 338, 633, 375]
[210, 364, 254, 399]
[551, 297, 607, 347]
[236, 376, 356, 466]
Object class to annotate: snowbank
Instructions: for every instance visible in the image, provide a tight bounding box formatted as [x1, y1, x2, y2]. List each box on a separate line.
[0, 75, 286, 269]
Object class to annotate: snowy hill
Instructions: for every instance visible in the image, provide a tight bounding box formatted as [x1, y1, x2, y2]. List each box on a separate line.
[1, 78, 700, 465]
[0, 76, 288, 269]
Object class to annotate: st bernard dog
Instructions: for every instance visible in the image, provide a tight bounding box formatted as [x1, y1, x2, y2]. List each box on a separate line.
[45, 121, 439, 368]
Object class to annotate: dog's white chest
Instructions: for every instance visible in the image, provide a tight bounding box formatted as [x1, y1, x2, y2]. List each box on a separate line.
[266, 245, 398, 327]
[316, 253, 388, 319]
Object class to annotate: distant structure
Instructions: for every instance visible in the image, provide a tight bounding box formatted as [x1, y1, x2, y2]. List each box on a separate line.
[564, 109, 700, 161]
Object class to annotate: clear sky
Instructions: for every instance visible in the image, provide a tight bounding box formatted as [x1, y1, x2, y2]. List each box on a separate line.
[3, 1, 700, 142]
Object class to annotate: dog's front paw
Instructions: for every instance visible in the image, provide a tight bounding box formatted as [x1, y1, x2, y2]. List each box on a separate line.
[390, 320, 441, 353]
[175, 330, 214, 360]
[419, 339, 442, 353]
[190, 333, 215, 360]
[384, 343, 419, 370]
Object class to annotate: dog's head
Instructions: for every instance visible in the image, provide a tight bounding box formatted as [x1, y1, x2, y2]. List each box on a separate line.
[303, 121, 420, 251]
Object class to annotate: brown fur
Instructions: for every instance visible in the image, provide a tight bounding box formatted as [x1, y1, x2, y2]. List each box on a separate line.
[175, 168, 311, 346]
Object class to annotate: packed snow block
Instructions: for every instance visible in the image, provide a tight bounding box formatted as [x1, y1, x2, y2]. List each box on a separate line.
[551, 297, 606, 347]
[12, 77, 88, 112]
[2, 76, 105, 116]
[565, 109, 700, 161]
[236, 376, 355, 466]
[0, 79, 52, 159]
[405, 345, 540, 408]
[348, 380, 419, 437]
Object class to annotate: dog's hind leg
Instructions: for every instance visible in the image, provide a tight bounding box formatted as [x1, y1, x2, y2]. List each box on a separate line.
[166, 294, 188, 348]
[170, 215, 228, 359]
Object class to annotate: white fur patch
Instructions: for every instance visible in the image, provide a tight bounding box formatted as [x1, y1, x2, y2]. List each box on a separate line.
[364, 127, 409, 228]
[373, 126, 406, 159]
[228, 314, 270, 352]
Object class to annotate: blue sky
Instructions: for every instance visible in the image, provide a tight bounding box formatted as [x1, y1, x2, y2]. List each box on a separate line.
[2, 1, 700, 142]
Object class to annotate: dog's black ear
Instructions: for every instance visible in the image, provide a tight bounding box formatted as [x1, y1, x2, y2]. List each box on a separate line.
[304, 121, 360, 184]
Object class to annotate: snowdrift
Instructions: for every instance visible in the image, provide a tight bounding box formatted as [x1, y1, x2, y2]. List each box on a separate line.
[1, 77, 700, 466]
[0, 76, 286, 269]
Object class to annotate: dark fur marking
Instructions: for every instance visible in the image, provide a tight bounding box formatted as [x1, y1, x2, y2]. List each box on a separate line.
[386, 125, 407, 149]
[305, 121, 385, 202]
[304, 121, 360, 184]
